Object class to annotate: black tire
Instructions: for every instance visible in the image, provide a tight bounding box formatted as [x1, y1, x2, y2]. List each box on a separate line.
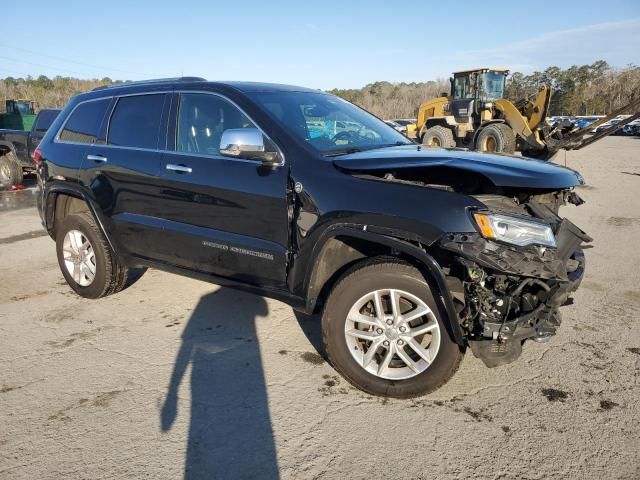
[520, 146, 557, 161]
[0, 151, 24, 186]
[421, 125, 456, 148]
[56, 211, 131, 299]
[475, 123, 516, 154]
[321, 259, 464, 398]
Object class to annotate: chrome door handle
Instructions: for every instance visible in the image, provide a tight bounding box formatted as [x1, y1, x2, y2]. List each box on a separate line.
[87, 154, 108, 163]
[166, 164, 192, 174]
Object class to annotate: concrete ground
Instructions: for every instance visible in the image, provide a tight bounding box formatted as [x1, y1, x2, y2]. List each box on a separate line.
[0, 136, 639, 479]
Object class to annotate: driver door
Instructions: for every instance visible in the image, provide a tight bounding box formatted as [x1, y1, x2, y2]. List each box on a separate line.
[154, 92, 290, 288]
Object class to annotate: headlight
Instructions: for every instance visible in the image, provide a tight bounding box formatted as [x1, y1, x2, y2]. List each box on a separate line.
[473, 213, 556, 247]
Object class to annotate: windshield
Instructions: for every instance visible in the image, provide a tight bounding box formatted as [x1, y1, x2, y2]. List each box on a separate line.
[249, 91, 411, 155]
[479, 72, 505, 101]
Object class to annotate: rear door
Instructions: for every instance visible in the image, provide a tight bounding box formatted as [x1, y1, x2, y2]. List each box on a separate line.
[79, 92, 171, 260]
[155, 91, 290, 287]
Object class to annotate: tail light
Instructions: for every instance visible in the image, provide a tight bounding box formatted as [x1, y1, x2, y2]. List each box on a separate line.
[33, 148, 42, 166]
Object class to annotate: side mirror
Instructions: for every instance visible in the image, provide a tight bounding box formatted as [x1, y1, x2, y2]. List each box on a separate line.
[219, 128, 282, 165]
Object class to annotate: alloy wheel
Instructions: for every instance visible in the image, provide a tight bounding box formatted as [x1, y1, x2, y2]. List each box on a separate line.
[62, 229, 96, 286]
[344, 289, 441, 380]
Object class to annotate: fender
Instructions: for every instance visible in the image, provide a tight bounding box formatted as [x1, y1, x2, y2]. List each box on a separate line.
[303, 225, 465, 346]
[0, 140, 17, 154]
[43, 182, 121, 257]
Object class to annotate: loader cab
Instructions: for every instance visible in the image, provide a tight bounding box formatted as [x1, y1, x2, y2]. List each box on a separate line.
[449, 68, 508, 123]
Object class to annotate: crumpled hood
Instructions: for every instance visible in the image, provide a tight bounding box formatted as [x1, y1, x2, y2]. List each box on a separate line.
[332, 145, 584, 190]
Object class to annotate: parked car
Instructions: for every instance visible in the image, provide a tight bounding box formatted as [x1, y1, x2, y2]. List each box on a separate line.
[391, 119, 417, 138]
[0, 108, 61, 185]
[384, 120, 405, 133]
[35, 78, 590, 397]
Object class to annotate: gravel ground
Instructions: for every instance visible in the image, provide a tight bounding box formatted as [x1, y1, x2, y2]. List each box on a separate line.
[1, 136, 639, 479]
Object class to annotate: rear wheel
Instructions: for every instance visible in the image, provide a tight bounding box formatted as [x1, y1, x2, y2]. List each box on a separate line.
[321, 260, 464, 398]
[56, 212, 132, 299]
[475, 123, 516, 154]
[421, 126, 456, 148]
[0, 151, 23, 186]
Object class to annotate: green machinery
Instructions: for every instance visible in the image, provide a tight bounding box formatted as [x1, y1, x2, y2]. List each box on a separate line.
[0, 99, 37, 131]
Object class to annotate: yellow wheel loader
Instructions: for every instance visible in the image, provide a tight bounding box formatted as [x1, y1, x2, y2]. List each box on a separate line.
[415, 68, 640, 160]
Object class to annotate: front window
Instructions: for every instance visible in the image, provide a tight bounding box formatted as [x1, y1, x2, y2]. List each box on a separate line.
[453, 75, 474, 99]
[478, 72, 505, 101]
[249, 91, 410, 155]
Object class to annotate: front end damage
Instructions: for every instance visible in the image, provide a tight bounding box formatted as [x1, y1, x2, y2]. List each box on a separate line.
[440, 191, 592, 367]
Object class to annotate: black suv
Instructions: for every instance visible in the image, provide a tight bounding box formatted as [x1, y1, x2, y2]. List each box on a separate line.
[36, 78, 590, 397]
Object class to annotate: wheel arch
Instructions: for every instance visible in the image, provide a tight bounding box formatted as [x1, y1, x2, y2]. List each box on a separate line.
[0, 141, 16, 156]
[44, 185, 120, 257]
[303, 227, 465, 346]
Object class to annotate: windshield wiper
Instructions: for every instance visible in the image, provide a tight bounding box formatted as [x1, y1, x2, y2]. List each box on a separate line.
[322, 142, 410, 157]
[322, 147, 363, 157]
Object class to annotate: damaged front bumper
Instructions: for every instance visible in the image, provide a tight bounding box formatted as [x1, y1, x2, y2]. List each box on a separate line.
[439, 217, 591, 368]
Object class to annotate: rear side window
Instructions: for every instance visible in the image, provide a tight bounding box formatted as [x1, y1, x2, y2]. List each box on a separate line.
[59, 99, 110, 144]
[108, 94, 165, 149]
[34, 110, 60, 132]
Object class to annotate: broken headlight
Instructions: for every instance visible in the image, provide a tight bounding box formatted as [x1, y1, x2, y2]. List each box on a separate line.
[473, 213, 556, 248]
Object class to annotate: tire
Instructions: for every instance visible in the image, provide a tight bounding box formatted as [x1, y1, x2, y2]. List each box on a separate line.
[421, 125, 456, 148]
[321, 259, 464, 398]
[520, 146, 557, 161]
[475, 123, 516, 154]
[0, 151, 24, 186]
[56, 211, 131, 299]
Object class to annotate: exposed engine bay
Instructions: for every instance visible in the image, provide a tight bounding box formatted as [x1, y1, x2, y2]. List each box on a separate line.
[359, 167, 592, 367]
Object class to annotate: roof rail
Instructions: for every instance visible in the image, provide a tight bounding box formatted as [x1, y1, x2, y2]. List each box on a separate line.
[92, 76, 206, 91]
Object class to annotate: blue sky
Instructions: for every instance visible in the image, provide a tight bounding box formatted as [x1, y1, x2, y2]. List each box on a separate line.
[2, 0, 639, 89]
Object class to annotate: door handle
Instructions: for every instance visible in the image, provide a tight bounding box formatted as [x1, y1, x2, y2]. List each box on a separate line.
[166, 163, 192, 174]
[87, 154, 108, 163]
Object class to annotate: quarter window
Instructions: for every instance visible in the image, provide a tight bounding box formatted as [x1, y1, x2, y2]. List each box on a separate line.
[176, 93, 256, 157]
[59, 99, 110, 144]
[108, 94, 165, 149]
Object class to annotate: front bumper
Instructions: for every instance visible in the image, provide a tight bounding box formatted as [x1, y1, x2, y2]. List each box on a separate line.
[439, 218, 591, 367]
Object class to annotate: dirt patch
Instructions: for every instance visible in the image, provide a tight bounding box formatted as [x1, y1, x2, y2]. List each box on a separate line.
[0, 230, 48, 245]
[10, 290, 49, 302]
[300, 352, 324, 365]
[463, 407, 493, 422]
[627, 347, 640, 356]
[622, 291, 640, 303]
[501, 426, 511, 433]
[599, 400, 619, 410]
[318, 374, 349, 396]
[607, 217, 639, 227]
[541, 388, 569, 402]
[45, 328, 102, 349]
[92, 390, 123, 408]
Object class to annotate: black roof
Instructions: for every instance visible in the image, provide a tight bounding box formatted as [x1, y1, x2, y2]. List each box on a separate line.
[91, 77, 321, 94]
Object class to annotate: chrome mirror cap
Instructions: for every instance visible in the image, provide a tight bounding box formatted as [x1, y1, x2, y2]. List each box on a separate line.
[219, 128, 281, 165]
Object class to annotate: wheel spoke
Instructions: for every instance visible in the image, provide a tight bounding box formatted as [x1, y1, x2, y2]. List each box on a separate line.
[362, 338, 382, 369]
[72, 262, 81, 283]
[348, 312, 382, 328]
[377, 343, 395, 377]
[408, 321, 438, 337]
[395, 345, 420, 373]
[401, 305, 430, 324]
[390, 289, 401, 322]
[346, 329, 380, 341]
[373, 290, 385, 320]
[407, 338, 432, 365]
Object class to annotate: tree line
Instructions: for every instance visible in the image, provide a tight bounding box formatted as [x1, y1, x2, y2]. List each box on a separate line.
[1, 61, 638, 119]
[330, 61, 639, 119]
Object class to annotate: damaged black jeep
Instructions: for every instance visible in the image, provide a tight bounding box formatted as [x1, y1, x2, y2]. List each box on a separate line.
[36, 79, 590, 397]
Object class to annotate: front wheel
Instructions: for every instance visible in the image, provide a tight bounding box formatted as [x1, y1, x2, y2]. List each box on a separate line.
[321, 260, 464, 398]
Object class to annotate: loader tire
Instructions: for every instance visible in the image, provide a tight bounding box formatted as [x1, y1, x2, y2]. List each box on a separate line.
[475, 123, 516, 154]
[0, 151, 24, 186]
[421, 126, 455, 148]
